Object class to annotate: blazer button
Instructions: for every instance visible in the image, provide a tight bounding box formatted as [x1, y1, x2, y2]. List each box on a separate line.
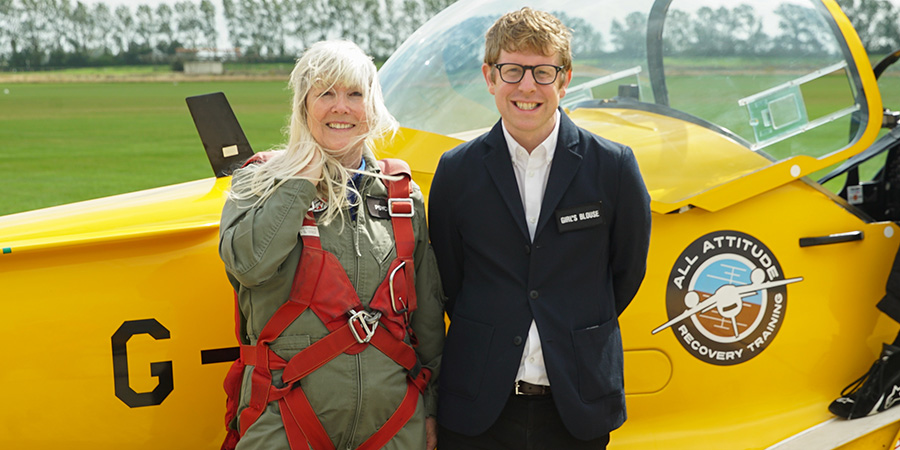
[525, 245, 531, 255]
[513, 336, 523, 346]
[529, 290, 539, 299]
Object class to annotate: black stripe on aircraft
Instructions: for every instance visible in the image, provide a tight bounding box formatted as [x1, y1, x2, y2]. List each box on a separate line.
[201, 347, 240, 364]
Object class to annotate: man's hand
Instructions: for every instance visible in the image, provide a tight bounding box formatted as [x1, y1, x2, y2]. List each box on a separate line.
[426, 416, 438, 449]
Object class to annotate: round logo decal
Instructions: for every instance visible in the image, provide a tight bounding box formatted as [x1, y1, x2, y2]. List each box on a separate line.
[652, 231, 802, 365]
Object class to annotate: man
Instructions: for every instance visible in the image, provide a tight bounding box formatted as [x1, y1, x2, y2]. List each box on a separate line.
[428, 7, 652, 449]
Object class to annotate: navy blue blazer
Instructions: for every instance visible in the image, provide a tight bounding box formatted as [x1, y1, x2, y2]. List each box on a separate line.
[428, 110, 651, 440]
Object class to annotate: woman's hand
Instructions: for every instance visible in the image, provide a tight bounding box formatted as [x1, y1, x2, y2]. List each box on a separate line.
[295, 150, 323, 185]
[426, 416, 437, 449]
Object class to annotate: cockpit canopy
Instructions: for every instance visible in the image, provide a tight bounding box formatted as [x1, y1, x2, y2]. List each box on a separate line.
[380, 0, 879, 211]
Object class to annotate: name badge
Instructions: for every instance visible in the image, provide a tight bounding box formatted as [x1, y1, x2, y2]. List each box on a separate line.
[366, 196, 391, 219]
[555, 202, 603, 233]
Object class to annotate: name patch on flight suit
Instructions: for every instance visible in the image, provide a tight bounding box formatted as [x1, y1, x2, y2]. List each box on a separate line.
[555, 202, 603, 233]
[366, 196, 391, 219]
[309, 198, 328, 213]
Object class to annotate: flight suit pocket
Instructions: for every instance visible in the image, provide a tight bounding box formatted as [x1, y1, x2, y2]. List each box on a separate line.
[371, 242, 396, 267]
[269, 334, 311, 361]
[572, 318, 623, 403]
[442, 315, 494, 400]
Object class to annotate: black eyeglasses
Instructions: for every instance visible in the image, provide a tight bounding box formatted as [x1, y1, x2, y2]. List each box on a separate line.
[494, 63, 565, 85]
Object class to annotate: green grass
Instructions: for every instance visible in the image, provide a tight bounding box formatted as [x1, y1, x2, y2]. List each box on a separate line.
[0, 81, 291, 215]
[2, 68, 898, 216]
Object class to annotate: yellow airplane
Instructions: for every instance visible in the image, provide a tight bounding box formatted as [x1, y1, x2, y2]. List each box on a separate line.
[3, 0, 900, 448]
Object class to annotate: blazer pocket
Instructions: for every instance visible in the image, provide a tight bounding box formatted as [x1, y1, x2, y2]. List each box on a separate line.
[571, 318, 624, 403]
[442, 314, 494, 400]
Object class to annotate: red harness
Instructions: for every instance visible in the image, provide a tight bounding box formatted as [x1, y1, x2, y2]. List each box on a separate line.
[221, 158, 430, 450]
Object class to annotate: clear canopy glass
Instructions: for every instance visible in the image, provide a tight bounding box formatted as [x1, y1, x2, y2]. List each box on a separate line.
[380, 0, 864, 167]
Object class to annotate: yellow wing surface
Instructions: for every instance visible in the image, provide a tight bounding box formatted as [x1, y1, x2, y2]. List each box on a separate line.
[5, 0, 900, 448]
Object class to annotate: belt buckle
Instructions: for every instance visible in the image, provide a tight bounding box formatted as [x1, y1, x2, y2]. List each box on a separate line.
[515, 381, 548, 396]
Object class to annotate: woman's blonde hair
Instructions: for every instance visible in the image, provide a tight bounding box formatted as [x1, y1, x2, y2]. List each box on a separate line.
[229, 40, 398, 225]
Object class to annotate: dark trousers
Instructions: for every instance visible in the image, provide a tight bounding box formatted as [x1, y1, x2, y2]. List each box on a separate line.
[438, 394, 610, 450]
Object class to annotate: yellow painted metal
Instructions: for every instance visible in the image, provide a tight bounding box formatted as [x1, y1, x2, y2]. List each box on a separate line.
[373, 126, 465, 200]
[0, 130, 461, 450]
[613, 180, 900, 448]
[2, 1, 899, 448]
[0, 180, 234, 449]
[568, 107, 772, 213]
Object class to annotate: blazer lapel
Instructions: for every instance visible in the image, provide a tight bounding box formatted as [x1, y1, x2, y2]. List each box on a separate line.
[482, 122, 530, 240]
[536, 112, 583, 238]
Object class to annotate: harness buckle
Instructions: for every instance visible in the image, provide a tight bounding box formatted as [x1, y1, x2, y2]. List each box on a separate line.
[389, 262, 409, 315]
[348, 309, 381, 344]
[388, 198, 414, 218]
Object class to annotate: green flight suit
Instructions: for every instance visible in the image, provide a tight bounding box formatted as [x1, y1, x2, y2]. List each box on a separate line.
[219, 150, 444, 450]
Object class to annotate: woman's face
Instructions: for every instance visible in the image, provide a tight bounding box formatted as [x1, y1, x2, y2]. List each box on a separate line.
[306, 83, 369, 166]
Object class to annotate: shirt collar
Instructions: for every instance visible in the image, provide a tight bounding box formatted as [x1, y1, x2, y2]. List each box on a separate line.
[349, 157, 366, 188]
[502, 109, 560, 167]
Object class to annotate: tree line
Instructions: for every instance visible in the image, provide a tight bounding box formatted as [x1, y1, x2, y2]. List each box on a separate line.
[0, 0, 454, 70]
[613, 1, 900, 59]
[1, 0, 898, 71]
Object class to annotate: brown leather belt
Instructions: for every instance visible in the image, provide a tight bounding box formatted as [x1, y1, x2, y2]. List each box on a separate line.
[514, 380, 551, 396]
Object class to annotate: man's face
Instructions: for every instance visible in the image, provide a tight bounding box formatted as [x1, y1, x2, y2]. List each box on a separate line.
[482, 49, 571, 151]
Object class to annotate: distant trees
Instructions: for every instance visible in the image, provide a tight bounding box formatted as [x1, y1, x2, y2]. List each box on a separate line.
[1, 0, 898, 71]
[628, 1, 900, 58]
[837, 0, 900, 53]
[0, 0, 454, 70]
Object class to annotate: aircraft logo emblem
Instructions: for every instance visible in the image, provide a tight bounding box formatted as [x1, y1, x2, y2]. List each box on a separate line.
[653, 231, 803, 365]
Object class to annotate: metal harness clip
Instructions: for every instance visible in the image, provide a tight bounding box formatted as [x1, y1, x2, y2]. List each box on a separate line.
[388, 198, 414, 218]
[389, 261, 408, 315]
[348, 309, 381, 344]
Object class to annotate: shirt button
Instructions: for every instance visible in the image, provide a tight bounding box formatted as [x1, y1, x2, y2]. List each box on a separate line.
[529, 357, 535, 363]
[528, 217, 536, 224]
[513, 336, 523, 346]
[529, 290, 539, 299]
[527, 171, 535, 177]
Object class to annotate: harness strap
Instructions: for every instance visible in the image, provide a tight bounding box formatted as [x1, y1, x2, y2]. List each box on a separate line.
[227, 159, 427, 450]
[379, 159, 415, 262]
[356, 381, 423, 450]
[277, 323, 431, 450]
[221, 292, 245, 450]
[238, 298, 313, 437]
[377, 159, 418, 341]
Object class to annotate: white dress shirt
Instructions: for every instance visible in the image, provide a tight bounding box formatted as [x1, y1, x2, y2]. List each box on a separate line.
[501, 111, 561, 387]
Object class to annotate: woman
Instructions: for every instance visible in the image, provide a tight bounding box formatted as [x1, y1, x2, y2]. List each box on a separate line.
[219, 40, 443, 450]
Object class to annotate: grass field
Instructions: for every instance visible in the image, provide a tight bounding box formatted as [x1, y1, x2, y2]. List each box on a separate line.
[2, 69, 899, 216]
[0, 80, 291, 215]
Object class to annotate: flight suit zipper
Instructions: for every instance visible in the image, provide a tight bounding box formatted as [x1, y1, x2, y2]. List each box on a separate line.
[346, 353, 363, 449]
[347, 185, 364, 449]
